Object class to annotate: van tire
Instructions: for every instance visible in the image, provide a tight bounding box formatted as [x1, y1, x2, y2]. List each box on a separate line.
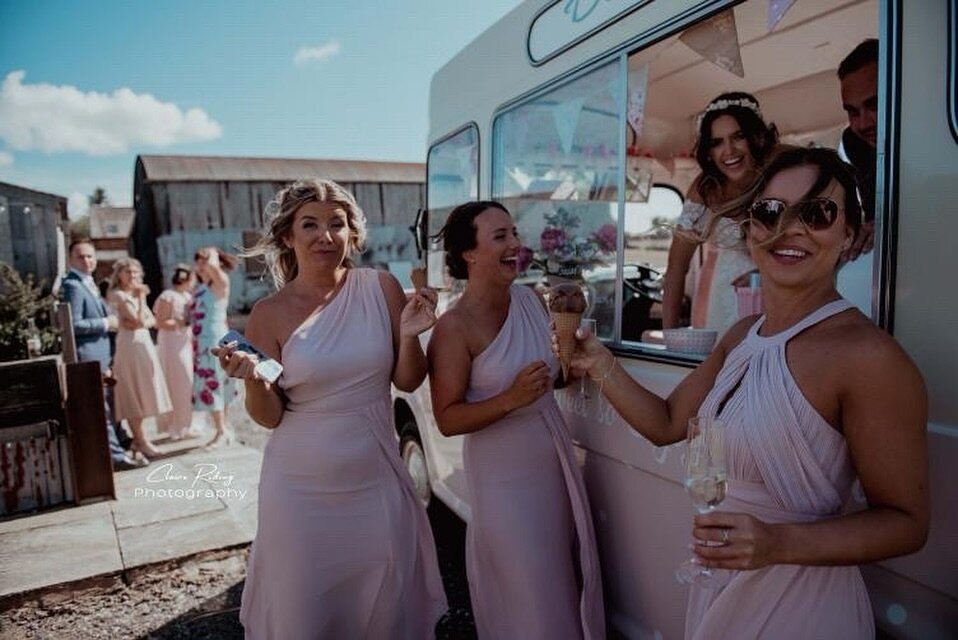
[399, 422, 431, 508]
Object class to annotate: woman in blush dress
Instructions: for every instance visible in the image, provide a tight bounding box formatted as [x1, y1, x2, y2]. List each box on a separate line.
[153, 264, 196, 439]
[108, 258, 173, 460]
[428, 201, 604, 640]
[570, 148, 928, 639]
[662, 92, 779, 335]
[213, 178, 446, 639]
[191, 246, 237, 448]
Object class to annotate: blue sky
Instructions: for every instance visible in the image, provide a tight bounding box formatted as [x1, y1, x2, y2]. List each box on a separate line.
[0, 0, 519, 217]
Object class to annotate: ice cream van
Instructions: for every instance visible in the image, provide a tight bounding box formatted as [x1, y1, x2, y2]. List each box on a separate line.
[393, 1, 958, 637]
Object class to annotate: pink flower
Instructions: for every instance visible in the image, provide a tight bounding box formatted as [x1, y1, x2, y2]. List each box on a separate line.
[199, 389, 214, 405]
[516, 246, 534, 272]
[192, 324, 201, 335]
[206, 380, 220, 391]
[591, 223, 617, 253]
[540, 227, 567, 253]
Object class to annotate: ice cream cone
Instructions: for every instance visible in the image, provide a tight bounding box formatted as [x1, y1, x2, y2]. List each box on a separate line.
[551, 311, 581, 380]
[410, 266, 427, 292]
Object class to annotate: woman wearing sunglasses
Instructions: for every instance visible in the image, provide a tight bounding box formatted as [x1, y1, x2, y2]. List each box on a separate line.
[569, 147, 928, 638]
[662, 92, 778, 335]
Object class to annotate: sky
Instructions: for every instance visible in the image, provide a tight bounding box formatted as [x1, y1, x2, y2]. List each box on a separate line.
[0, 0, 520, 218]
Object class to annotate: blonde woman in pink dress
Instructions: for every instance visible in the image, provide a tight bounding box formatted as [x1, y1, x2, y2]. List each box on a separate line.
[213, 179, 446, 639]
[108, 258, 172, 460]
[570, 148, 928, 639]
[429, 201, 604, 640]
[153, 264, 195, 439]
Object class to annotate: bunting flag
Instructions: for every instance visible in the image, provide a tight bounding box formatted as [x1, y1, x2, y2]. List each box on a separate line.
[627, 63, 650, 137]
[767, 0, 798, 31]
[679, 9, 745, 78]
[552, 97, 586, 155]
[659, 155, 676, 177]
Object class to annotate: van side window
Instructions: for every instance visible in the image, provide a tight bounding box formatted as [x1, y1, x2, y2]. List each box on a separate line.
[492, 60, 621, 339]
[427, 124, 479, 289]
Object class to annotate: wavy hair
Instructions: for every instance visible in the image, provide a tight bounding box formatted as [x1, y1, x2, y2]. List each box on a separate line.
[694, 92, 779, 205]
[108, 257, 144, 293]
[717, 146, 863, 251]
[243, 178, 367, 288]
[432, 200, 510, 280]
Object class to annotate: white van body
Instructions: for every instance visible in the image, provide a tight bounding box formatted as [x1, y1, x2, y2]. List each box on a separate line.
[392, 1, 958, 637]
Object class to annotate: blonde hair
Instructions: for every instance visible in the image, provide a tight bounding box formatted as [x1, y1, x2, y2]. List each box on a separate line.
[244, 178, 367, 288]
[108, 257, 143, 292]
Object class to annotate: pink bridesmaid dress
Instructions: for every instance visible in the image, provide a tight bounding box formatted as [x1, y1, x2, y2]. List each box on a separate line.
[239, 268, 446, 639]
[686, 298, 874, 639]
[154, 289, 193, 436]
[110, 290, 172, 422]
[462, 284, 604, 640]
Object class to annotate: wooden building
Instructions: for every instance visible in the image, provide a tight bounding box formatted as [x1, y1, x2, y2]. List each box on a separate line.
[0, 181, 69, 290]
[88, 206, 135, 284]
[132, 155, 425, 310]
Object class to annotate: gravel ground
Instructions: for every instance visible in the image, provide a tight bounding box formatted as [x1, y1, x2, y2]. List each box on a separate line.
[1, 401, 477, 639]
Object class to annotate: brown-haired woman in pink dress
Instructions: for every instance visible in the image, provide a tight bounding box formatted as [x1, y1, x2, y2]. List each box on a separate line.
[569, 148, 928, 639]
[428, 201, 604, 639]
[213, 178, 446, 638]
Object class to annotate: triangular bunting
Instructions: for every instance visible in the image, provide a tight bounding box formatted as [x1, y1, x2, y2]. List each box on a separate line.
[767, 0, 798, 31]
[679, 9, 745, 78]
[552, 97, 586, 155]
[627, 63, 650, 137]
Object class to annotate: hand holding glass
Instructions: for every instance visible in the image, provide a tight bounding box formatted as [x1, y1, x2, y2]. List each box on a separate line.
[675, 416, 731, 587]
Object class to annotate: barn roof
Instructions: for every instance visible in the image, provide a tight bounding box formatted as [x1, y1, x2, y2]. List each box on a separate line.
[137, 155, 425, 184]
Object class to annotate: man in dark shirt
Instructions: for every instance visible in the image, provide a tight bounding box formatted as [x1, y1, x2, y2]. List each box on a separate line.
[838, 38, 878, 260]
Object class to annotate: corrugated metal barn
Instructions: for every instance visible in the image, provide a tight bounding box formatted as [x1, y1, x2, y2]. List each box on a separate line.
[0, 181, 69, 290]
[132, 155, 425, 311]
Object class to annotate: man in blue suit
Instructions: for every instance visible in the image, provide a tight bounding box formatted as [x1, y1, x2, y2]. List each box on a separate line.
[61, 238, 146, 470]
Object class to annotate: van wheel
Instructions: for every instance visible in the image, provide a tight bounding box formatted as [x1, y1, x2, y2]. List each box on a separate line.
[400, 423, 431, 508]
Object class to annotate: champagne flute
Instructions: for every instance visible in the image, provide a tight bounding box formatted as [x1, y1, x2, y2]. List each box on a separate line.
[579, 318, 597, 397]
[675, 416, 732, 587]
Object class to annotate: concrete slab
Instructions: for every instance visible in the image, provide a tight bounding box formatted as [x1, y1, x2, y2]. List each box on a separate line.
[0, 501, 113, 536]
[0, 512, 121, 597]
[116, 506, 251, 569]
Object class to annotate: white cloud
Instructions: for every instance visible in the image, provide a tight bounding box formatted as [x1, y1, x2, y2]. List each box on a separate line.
[0, 151, 12, 167]
[0, 70, 223, 156]
[294, 41, 341, 65]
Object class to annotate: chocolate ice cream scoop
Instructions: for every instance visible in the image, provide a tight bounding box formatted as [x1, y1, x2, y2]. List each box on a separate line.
[548, 283, 587, 313]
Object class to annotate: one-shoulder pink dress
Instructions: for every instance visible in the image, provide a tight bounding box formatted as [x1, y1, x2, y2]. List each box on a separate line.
[240, 268, 446, 639]
[462, 284, 604, 640]
[686, 298, 874, 639]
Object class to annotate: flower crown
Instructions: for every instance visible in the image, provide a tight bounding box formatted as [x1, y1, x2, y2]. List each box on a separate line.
[696, 97, 763, 131]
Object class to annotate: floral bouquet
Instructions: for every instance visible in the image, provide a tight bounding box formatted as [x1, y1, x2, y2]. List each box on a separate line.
[524, 207, 616, 279]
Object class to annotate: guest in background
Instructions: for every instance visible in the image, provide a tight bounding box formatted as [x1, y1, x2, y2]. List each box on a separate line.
[108, 258, 172, 460]
[154, 264, 196, 440]
[60, 239, 144, 470]
[191, 246, 238, 448]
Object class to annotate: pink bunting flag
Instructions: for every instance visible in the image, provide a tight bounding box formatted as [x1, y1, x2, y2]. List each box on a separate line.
[679, 9, 745, 78]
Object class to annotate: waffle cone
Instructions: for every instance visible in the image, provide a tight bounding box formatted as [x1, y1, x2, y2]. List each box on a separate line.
[551, 311, 581, 380]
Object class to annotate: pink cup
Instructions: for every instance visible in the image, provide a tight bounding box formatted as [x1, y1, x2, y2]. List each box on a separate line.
[735, 286, 763, 318]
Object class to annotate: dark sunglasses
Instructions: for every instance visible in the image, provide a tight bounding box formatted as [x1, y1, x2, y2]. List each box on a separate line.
[747, 197, 841, 232]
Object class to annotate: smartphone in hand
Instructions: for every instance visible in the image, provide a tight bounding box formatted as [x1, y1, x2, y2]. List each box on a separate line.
[217, 330, 284, 383]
